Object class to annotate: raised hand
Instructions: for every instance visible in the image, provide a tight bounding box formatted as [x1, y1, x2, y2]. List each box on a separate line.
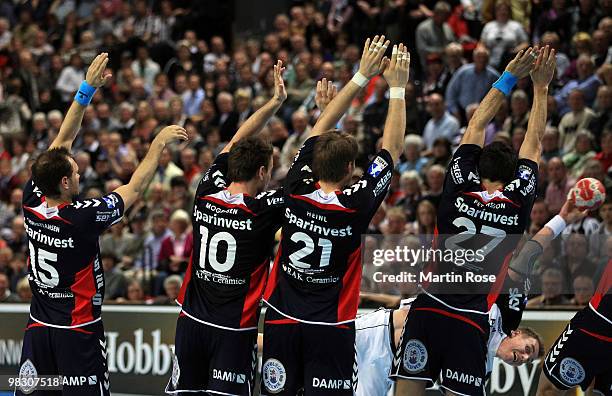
[358, 35, 391, 79]
[559, 198, 588, 224]
[272, 60, 287, 103]
[383, 43, 410, 88]
[505, 47, 538, 79]
[530, 45, 556, 88]
[154, 125, 188, 145]
[314, 78, 338, 112]
[85, 53, 112, 88]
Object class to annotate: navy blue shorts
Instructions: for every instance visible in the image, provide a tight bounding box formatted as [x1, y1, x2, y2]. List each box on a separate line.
[542, 307, 612, 394]
[260, 309, 356, 395]
[16, 319, 109, 396]
[390, 294, 489, 396]
[166, 313, 258, 395]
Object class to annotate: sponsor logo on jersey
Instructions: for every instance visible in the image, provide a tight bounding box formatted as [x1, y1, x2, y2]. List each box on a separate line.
[368, 157, 388, 177]
[312, 377, 351, 390]
[24, 223, 75, 248]
[196, 269, 246, 285]
[19, 359, 37, 394]
[445, 369, 482, 387]
[255, 190, 284, 206]
[193, 206, 253, 230]
[450, 158, 464, 184]
[285, 208, 353, 237]
[87, 375, 97, 385]
[559, 358, 585, 386]
[520, 174, 536, 197]
[212, 369, 246, 384]
[402, 339, 428, 373]
[96, 209, 121, 223]
[263, 358, 286, 393]
[455, 197, 519, 226]
[373, 170, 392, 197]
[40, 290, 74, 299]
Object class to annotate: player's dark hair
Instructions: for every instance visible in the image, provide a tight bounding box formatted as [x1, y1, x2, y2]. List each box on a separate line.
[31, 147, 73, 198]
[312, 131, 358, 183]
[478, 141, 517, 185]
[517, 327, 545, 358]
[227, 136, 273, 182]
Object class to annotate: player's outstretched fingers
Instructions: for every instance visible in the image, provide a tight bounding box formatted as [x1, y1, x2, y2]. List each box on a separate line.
[362, 38, 371, 57]
[369, 35, 380, 53]
[391, 45, 398, 68]
[547, 49, 556, 67]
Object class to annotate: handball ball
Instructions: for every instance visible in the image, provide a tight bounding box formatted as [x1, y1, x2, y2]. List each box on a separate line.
[568, 178, 606, 211]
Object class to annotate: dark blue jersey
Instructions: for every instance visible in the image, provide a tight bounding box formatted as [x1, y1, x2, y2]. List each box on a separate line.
[177, 153, 284, 330]
[427, 144, 538, 313]
[22, 179, 124, 328]
[264, 136, 393, 325]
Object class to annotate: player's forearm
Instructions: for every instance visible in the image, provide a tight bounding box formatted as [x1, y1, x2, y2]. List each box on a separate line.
[127, 140, 165, 196]
[49, 101, 86, 151]
[461, 88, 506, 146]
[224, 97, 282, 152]
[508, 215, 560, 281]
[381, 96, 405, 163]
[310, 79, 362, 136]
[519, 87, 547, 161]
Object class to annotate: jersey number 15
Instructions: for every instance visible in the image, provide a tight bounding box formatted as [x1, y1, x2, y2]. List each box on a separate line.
[28, 242, 60, 287]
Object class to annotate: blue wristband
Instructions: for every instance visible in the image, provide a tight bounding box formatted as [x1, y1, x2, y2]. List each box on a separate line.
[492, 71, 518, 96]
[74, 81, 97, 106]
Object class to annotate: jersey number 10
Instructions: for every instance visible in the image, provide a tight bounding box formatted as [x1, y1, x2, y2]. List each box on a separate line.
[199, 225, 237, 273]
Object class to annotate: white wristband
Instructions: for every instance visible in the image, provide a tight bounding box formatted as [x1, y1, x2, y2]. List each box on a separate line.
[545, 215, 566, 239]
[389, 87, 405, 99]
[351, 72, 369, 88]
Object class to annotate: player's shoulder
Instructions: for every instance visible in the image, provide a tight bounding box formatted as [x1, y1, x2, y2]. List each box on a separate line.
[62, 194, 122, 219]
[251, 188, 285, 211]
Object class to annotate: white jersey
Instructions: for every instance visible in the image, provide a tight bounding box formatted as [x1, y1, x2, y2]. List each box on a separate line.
[355, 308, 395, 396]
[487, 303, 507, 376]
[355, 299, 414, 396]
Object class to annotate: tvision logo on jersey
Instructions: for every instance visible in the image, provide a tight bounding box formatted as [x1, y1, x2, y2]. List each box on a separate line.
[368, 157, 388, 177]
[263, 358, 286, 393]
[559, 358, 585, 386]
[403, 339, 428, 373]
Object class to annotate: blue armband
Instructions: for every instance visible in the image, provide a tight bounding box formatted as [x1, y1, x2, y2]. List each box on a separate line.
[74, 81, 96, 106]
[492, 71, 518, 96]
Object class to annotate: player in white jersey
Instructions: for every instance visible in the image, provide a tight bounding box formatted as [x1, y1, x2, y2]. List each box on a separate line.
[354, 302, 543, 396]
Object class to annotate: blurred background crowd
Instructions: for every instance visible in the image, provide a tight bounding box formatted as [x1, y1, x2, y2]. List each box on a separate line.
[0, 0, 610, 309]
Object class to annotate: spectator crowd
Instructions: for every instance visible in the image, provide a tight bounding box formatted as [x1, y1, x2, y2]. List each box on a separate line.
[0, 0, 610, 309]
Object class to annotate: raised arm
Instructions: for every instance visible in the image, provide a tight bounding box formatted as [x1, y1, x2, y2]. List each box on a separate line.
[381, 44, 410, 163]
[519, 46, 556, 163]
[310, 35, 390, 137]
[508, 198, 586, 281]
[221, 60, 286, 154]
[460, 47, 537, 147]
[314, 78, 338, 113]
[114, 126, 188, 209]
[49, 53, 111, 151]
